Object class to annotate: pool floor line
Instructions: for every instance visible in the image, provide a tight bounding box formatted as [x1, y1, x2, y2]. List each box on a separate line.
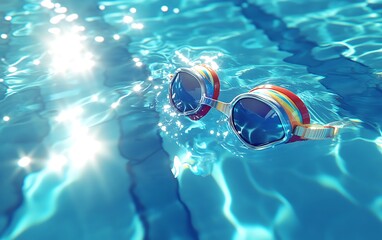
[118, 107, 200, 239]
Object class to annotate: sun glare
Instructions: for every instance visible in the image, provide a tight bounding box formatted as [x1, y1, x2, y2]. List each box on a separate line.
[52, 105, 104, 171]
[68, 124, 102, 169]
[48, 32, 95, 74]
[55, 107, 84, 122]
[47, 155, 68, 172]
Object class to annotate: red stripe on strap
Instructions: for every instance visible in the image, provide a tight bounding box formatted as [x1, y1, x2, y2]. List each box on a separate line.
[250, 85, 310, 124]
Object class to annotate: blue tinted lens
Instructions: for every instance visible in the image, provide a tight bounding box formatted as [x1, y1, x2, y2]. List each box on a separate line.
[232, 98, 285, 147]
[170, 72, 202, 113]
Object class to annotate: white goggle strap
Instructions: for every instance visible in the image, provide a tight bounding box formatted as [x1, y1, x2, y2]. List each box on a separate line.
[293, 124, 337, 140]
[294, 118, 361, 140]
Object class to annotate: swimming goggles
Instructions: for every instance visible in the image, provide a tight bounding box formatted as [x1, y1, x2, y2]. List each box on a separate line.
[169, 65, 338, 150]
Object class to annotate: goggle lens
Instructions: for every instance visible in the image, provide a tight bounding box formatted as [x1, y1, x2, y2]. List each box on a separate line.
[232, 98, 285, 147]
[170, 71, 202, 113]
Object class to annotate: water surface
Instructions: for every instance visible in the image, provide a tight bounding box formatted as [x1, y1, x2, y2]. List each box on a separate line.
[1, 0, 382, 239]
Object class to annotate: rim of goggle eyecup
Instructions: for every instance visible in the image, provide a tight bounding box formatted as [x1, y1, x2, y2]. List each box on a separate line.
[227, 92, 294, 150]
[169, 66, 220, 120]
[169, 68, 205, 116]
[250, 84, 311, 143]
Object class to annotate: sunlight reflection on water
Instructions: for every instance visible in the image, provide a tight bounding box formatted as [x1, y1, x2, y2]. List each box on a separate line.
[1, 0, 382, 239]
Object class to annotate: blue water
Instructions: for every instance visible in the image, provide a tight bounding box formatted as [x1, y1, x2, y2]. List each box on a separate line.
[1, 0, 382, 239]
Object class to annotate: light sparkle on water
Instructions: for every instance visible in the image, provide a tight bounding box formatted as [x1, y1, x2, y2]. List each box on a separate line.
[161, 6, 169, 12]
[111, 102, 119, 109]
[47, 155, 68, 172]
[173, 8, 180, 14]
[65, 14, 78, 22]
[33, 59, 41, 65]
[68, 124, 102, 169]
[94, 36, 104, 42]
[48, 32, 95, 73]
[131, 23, 144, 30]
[50, 14, 66, 24]
[54, 6, 67, 14]
[48, 27, 61, 34]
[123, 16, 133, 23]
[8, 66, 17, 73]
[133, 84, 142, 92]
[41, 0, 54, 9]
[18, 157, 32, 168]
[55, 106, 84, 122]
[376, 137, 382, 154]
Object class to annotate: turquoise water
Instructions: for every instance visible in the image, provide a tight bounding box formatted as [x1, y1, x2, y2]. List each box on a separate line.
[1, 0, 382, 239]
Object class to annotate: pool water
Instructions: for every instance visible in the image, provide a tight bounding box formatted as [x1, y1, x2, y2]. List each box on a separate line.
[1, 0, 382, 239]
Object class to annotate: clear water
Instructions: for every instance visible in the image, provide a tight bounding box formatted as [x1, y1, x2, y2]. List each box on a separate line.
[1, 0, 382, 239]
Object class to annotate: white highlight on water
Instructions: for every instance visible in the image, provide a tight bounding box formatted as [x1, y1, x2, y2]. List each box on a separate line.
[94, 36, 104, 42]
[161, 6, 169, 12]
[113, 34, 120, 40]
[18, 157, 32, 168]
[123, 16, 133, 23]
